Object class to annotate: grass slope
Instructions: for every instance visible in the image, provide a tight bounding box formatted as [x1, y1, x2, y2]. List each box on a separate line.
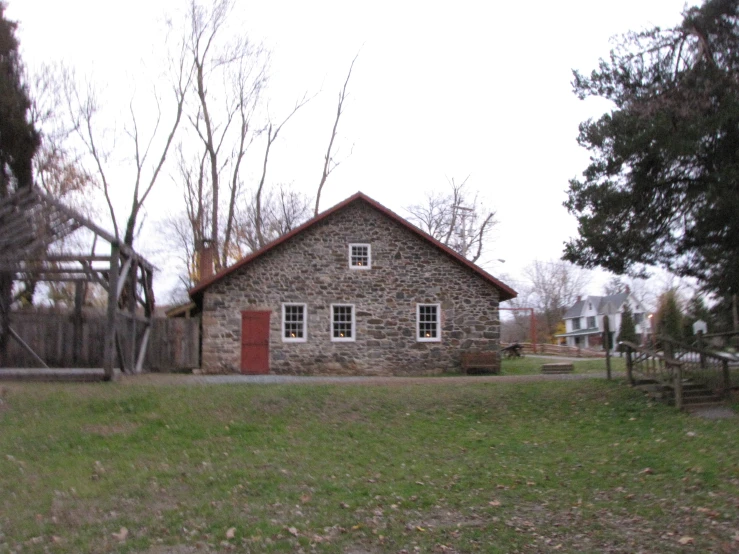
[0, 379, 737, 553]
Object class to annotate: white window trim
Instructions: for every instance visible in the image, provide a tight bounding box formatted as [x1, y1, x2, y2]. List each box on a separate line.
[331, 303, 356, 342]
[281, 303, 307, 343]
[416, 303, 441, 342]
[348, 243, 371, 270]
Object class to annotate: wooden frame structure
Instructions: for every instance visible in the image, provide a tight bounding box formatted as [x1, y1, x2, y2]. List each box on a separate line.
[0, 187, 155, 380]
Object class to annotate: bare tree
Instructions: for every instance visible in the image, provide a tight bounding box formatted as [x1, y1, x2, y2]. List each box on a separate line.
[234, 184, 311, 256]
[61, 30, 193, 250]
[521, 260, 591, 342]
[253, 96, 312, 248]
[314, 52, 358, 216]
[406, 177, 496, 263]
[185, 0, 269, 269]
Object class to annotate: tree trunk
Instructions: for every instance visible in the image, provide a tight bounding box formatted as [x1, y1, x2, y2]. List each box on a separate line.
[0, 272, 12, 367]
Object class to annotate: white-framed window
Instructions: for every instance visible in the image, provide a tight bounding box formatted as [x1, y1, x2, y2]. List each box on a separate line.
[416, 303, 441, 342]
[282, 303, 307, 342]
[349, 243, 371, 269]
[587, 316, 597, 329]
[572, 318, 581, 331]
[331, 304, 355, 341]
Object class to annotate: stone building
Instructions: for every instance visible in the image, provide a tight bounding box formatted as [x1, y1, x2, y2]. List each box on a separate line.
[189, 193, 516, 375]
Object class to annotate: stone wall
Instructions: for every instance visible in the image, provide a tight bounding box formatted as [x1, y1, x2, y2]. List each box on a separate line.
[201, 200, 502, 375]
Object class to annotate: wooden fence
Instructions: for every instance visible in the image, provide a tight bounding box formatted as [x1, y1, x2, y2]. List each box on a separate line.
[2, 312, 200, 371]
[502, 342, 606, 358]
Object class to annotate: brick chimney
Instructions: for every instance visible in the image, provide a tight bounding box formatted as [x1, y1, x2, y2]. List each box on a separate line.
[576, 295, 582, 303]
[198, 239, 214, 282]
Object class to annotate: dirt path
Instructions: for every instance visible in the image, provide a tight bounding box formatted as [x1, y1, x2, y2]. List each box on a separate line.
[120, 371, 617, 387]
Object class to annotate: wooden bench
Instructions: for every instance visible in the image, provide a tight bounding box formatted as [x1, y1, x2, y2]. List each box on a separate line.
[541, 363, 574, 374]
[461, 352, 500, 374]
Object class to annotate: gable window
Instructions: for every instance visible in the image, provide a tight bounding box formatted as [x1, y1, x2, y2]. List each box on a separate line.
[572, 318, 581, 331]
[587, 316, 596, 329]
[634, 313, 644, 324]
[349, 243, 371, 269]
[331, 304, 355, 341]
[282, 303, 307, 342]
[417, 304, 441, 342]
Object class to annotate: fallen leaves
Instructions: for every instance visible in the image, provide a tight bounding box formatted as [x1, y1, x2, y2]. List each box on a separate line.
[225, 527, 236, 539]
[678, 536, 694, 545]
[111, 527, 128, 541]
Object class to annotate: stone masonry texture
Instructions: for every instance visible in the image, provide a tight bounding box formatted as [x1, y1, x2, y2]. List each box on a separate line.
[200, 200, 502, 375]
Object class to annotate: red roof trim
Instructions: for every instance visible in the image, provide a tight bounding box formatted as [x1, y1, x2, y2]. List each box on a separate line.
[189, 192, 517, 301]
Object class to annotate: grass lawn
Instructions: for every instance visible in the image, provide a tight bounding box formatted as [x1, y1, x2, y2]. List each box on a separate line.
[500, 355, 624, 376]
[0, 379, 737, 553]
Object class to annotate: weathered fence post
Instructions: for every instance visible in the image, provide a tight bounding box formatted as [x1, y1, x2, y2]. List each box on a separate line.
[104, 243, 120, 381]
[603, 315, 611, 380]
[625, 345, 633, 385]
[72, 281, 84, 365]
[722, 359, 731, 400]
[697, 330, 706, 369]
[674, 361, 683, 410]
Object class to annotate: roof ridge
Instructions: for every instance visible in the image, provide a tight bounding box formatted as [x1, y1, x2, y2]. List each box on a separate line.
[189, 192, 516, 300]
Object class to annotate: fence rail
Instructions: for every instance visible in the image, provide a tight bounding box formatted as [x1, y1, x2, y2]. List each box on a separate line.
[502, 342, 606, 358]
[1, 312, 200, 371]
[620, 338, 737, 410]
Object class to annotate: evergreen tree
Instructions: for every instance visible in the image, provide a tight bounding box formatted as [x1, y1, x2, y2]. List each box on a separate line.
[564, 0, 739, 300]
[683, 295, 713, 337]
[655, 290, 684, 342]
[617, 303, 638, 349]
[0, 2, 39, 365]
[0, 2, 39, 194]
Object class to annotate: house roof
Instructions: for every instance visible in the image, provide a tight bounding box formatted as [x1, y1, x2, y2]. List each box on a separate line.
[563, 292, 632, 319]
[189, 192, 517, 301]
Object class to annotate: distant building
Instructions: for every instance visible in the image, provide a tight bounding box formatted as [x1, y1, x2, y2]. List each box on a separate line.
[556, 292, 651, 350]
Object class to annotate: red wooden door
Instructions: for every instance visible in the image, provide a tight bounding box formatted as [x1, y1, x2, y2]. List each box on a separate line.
[240, 311, 271, 374]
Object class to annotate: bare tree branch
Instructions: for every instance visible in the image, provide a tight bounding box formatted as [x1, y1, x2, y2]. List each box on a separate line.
[314, 51, 359, 216]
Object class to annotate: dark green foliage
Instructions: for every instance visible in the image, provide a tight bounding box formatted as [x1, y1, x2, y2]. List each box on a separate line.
[564, 0, 739, 299]
[0, 2, 39, 195]
[655, 290, 684, 341]
[617, 303, 638, 347]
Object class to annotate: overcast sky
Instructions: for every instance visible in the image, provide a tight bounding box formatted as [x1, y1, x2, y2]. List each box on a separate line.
[8, 0, 690, 301]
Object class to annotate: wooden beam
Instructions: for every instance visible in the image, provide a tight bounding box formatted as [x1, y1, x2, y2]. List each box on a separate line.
[117, 311, 150, 325]
[115, 330, 129, 373]
[8, 275, 101, 283]
[115, 257, 133, 300]
[37, 191, 155, 272]
[135, 325, 151, 373]
[44, 255, 112, 263]
[73, 281, 84, 365]
[128, 260, 138, 374]
[103, 243, 120, 381]
[8, 327, 49, 368]
[80, 262, 110, 292]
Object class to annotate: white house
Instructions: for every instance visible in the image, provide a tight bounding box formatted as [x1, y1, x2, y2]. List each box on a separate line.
[556, 292, 651, 350]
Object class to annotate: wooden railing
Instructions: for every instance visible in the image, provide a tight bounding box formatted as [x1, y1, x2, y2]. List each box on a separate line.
[620, 338, 737, 410]
[502, 342, 606, 358]
[664, 337, 736, 402]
